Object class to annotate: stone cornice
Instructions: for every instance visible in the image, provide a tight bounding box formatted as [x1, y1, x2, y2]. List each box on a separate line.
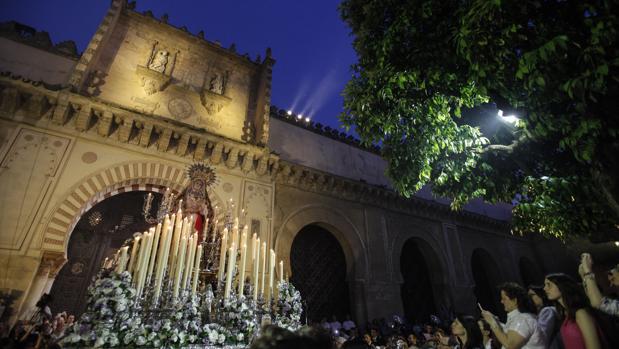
[274, 160, 512, 234]
[0, 74, 280, 178]
[0, 74, 512, 235]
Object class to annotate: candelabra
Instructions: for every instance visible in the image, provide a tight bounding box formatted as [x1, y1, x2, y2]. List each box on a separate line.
[142, 189, 176, 224]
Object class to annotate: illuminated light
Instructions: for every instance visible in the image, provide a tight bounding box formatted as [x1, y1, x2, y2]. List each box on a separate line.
[287, 110, 292, 115]
[615, 241, 619, 247]
[297, 114, 303, 120]
[498, 109, 519, 124]
[305, 117, 310, 122]
[541, 176, 549, 180]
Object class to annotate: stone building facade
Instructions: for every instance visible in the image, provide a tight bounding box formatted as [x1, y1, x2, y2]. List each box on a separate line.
[0, 0, 574, 327]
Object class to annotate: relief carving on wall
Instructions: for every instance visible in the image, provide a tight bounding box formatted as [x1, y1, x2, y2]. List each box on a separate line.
[200, 69, 232, 116]
[135, 42, 176, 95]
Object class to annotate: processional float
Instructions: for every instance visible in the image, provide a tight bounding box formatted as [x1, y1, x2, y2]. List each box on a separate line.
[63, 164, 302, 348]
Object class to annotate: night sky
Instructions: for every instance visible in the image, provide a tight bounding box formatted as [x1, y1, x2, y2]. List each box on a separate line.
[0, 0, 357, 131]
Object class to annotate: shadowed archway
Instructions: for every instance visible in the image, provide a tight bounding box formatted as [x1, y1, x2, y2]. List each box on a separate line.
[290, 224, 350, 323]
[400, 238, 440, 324]
[48, 191, 157, 316]
[471, 248, 503, 317]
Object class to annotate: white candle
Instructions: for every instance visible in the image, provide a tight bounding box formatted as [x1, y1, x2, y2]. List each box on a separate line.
[154, 223, 172, 303]
[183, 234, 196, 289]
[133, 233, 149, 285]
[192, 244, 203, 295]
[127, 235, 141, 275]
[250, 233, 257, 281]
[137, 230, 154, 296]
[238, 243, 247, 295]
[167, 213, 177, 270]
[268, 249, 275, 300]
[116, 246, 129, 273]
[146, 223, 162, 283]
[224, 243, 236, 299]
[260, 241, 266, 297]
[217, 228, 228, 282]
[279, 260, 284, 284]
[173, 236, 187, 299]
[253, 238, 260, 301]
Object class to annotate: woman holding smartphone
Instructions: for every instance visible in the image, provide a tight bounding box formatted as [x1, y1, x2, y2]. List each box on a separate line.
[480, 283, 545, 349]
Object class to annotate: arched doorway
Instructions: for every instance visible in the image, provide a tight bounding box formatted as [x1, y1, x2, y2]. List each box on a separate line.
[290, 224, 350, 323]
[400, 238, 439, 324]
[48, 191, 158, 316]
[471, 249, 503, 317]
[519, 257, 544, 287]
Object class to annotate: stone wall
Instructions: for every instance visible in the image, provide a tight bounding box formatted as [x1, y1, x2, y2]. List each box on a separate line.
[0, 37, 76, 85]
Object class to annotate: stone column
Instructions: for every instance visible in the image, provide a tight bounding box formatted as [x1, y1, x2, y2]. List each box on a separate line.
[18, 251, 66, 320]
[441, 223, 476, 314]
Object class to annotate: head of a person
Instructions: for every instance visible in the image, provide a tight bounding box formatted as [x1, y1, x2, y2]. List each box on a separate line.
[370, 328, 379, 338]
[527, 284, 551, 311]
[407, 333, 418, 345]
[363, 333, 372, 344]
[67, 314, 75, 323]
[396, 338, 409, 349]
[451, 315, 483, 348]
[424, 324, 433, 333]
[544, 273, 589, 319]
[498, 282, 536, 314]
[608, 264, 619, 287]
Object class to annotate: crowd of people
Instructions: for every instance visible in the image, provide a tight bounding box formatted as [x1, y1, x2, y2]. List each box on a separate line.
[280, 252, 619, 349]
[0, 305, 75, 349]
[1, 252, 617, 348]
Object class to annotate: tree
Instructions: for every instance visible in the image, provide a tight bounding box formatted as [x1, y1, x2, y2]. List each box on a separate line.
[339, 0, 619, 240]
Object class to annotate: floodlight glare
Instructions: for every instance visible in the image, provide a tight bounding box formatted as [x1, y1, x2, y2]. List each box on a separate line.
[287, 110, 292, 115]
[297, 114, 303, 119]
[497, 109, 519, 124]
[305, 117, 310, 122]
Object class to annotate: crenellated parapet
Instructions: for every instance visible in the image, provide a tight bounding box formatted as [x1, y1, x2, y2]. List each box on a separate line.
[0, 74, 280, 178]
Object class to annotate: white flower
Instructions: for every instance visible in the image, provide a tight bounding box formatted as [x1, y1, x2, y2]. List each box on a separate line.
[218, 333, 225, 344]
[208, 330, 218, 343]
[237, 333, 244, 341]
[136, 335, 147, 346]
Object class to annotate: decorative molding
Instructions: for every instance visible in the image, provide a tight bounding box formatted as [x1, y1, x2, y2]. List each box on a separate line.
[0, 76, 281, 179]
[0, 75, 511, 237]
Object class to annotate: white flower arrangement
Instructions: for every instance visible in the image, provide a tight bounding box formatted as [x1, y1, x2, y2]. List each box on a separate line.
[275, 281, 303, 331]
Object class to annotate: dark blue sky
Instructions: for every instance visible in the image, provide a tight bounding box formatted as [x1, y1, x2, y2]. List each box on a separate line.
[0, 0, 357, 131]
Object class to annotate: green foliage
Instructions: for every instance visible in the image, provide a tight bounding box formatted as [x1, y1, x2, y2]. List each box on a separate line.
[340, 0, 619, 240]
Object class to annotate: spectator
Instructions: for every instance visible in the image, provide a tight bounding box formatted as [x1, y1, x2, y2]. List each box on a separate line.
[343, 314, 357, 331]
[544, 273, 606, 349]
[249, 324, 332, 349]
[423, 325, 434, 342]
[408, 333, 420, 349]
[331, 315, 343, 334]
[370, 328, 385, 346]
[528, 285, 562, 349]
[362, 333, 376, 348]
[579, 253, 619, 317]
[455, 315, 483, 349]
[477, 320, 499, 349]
[480, 282, 545, 349]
